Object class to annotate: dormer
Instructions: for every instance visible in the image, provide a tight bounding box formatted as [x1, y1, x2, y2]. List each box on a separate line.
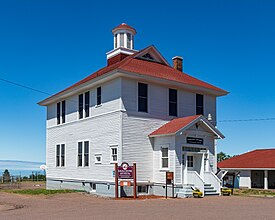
[106, 23, 138, 66]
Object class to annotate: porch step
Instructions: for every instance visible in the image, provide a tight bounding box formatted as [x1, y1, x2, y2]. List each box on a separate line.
[204, 183, 219, 196]
[177, 184, 194, 198]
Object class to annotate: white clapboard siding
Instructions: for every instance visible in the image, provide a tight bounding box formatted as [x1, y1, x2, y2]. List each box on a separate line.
[153, 136, 176, 184]
[47, 78, 122, 129]
[47, 110, 121, 182]
[204, 95, 217, 126]
[121, 112, 168, 182]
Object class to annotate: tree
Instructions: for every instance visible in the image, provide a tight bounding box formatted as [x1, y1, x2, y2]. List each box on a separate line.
[217, 152, 231, 162]
[3, 169, 11, 182]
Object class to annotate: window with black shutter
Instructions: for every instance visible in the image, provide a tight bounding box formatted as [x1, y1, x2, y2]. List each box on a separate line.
[79, 94, 83, 119]
[61, 144, 65, 167]
[97, 87, 101, 105]
[84, 141, 89, 167]
[169, 88, 177, 116]
[56, 145, 60, 167]
[196, 94, 204, 115]
[78, 142, 83, 167]
[85, 91, 90, 117]
[57, 103, 61, 125]
[61, 101, 66, 123]
[138, 83, 148, 112]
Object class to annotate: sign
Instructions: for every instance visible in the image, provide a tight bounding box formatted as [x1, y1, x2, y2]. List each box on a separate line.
[166, 172, 174, 181]
[120, 181, 131, 186]
[118, 162, 133, 179]
[187, 137, 204, 145]
[114, 162, 137, 199]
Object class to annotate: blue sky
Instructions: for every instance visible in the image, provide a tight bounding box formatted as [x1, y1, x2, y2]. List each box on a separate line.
[0, 0, 275, 162]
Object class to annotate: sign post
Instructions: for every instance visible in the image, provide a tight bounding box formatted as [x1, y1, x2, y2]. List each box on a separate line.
[166, 172, 174, 199]
[114, 162, 137, 199]
[115, 163, 118, 199]
[133, 163, 137, 199]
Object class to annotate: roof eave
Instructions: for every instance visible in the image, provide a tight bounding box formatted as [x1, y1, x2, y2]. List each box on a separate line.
[38, 69, 121, 106]
[149, 133, 176, 138]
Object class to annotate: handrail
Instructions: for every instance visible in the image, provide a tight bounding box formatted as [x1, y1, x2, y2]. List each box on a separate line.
[204, 171, 221, 195]
[187, 171, 205, 195]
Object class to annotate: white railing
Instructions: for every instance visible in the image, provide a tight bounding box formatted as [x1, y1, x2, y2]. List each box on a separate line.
[204, 171, 222, 195]
[187, 171, 205, 194]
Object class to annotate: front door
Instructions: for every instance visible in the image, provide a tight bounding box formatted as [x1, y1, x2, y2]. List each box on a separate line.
[182, 152, 204, 184]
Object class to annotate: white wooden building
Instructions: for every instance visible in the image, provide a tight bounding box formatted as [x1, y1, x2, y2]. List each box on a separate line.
[39, 23, 228, 197]
[218, 149, 275, 190]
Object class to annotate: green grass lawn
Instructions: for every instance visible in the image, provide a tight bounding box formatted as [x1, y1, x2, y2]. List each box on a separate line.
[3, 188, 80, 195]
[234, 188, 275, 197]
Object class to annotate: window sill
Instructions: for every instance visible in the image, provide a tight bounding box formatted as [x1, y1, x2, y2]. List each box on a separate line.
[95, 104, 102, 108]
[159, 168, 169, 172]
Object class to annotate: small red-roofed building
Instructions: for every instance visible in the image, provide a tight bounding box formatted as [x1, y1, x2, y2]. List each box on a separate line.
[39, 24, 228, 197]
[218, 149, 275, 189]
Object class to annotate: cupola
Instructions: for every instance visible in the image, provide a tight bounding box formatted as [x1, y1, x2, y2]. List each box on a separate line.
[106, 23, 138, 65]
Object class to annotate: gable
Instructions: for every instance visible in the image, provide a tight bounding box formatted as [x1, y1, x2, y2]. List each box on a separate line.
[133, 45, 170, 66]
[149, 115, 224, 139]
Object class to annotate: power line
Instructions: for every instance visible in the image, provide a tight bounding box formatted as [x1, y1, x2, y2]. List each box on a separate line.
[1, 77, 275, 123]
[218, 118, 275, 123]
[0, 78, 52, 96]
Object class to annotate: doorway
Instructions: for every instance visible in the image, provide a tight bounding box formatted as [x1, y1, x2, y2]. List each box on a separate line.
[251, 170, 264, 189]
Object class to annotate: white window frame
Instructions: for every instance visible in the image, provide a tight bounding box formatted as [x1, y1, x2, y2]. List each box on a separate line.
[94, 153, 102, 164]
[56, 144, 65, 167]
[160, 145, 169, 170]
[77, 140, 90, 168]
[110, 145, 118, 163]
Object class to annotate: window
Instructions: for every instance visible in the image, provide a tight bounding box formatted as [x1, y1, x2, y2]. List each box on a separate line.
[84, 141, 89, 167]
[127, 33, 131, 48]
[95, 154, 102, 164]
[196, 94, 204, 115]
[78, 141, 89, 167]
[110, 146, 118, 163]
[187, 155, 194, 167]
[161, 147, 169, 168]
[97, 87, 101, 105]
[78, 94, 83, 119]
[56, 144, 65, 167]
[57, 103, 61, 125]
[79, 92, 90, 119]
[57, 101, 65, 125]
[120, 33, 124, 47]
[78, 142, 83, 167]
[138, 83, 148, 112]
[138, 185, 148, 194]
[56, 145, 60, 167]
[61, 144, 65, 167]
[169, 88, 177, 116]
[114, 34, 118, 48]
[85, 91, 90, 117]
[61, 101, 66, 123]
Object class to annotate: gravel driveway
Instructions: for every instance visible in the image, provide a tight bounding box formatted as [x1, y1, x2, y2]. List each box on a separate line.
[0, 192, 275, 220]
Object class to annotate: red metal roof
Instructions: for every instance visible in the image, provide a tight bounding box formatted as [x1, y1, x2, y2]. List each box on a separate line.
[39, 49, 228, 105]
[112, 23, 136, 34]
[150, 115, 201, 136]
[218, 149, 275, 169]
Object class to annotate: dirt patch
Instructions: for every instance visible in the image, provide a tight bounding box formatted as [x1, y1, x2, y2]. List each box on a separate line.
[0, 203, 23, 212]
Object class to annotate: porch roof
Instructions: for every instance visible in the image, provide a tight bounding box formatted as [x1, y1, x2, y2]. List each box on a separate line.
[218, 149, 275, 169]
[149, 115, 224, 138]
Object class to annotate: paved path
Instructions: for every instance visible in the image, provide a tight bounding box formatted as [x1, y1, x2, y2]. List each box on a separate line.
[0, 192, 275, 220]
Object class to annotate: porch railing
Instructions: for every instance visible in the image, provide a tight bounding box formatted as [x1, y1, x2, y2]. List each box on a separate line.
[204, 171, 222, 195]
[187, 171, 205, 194]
